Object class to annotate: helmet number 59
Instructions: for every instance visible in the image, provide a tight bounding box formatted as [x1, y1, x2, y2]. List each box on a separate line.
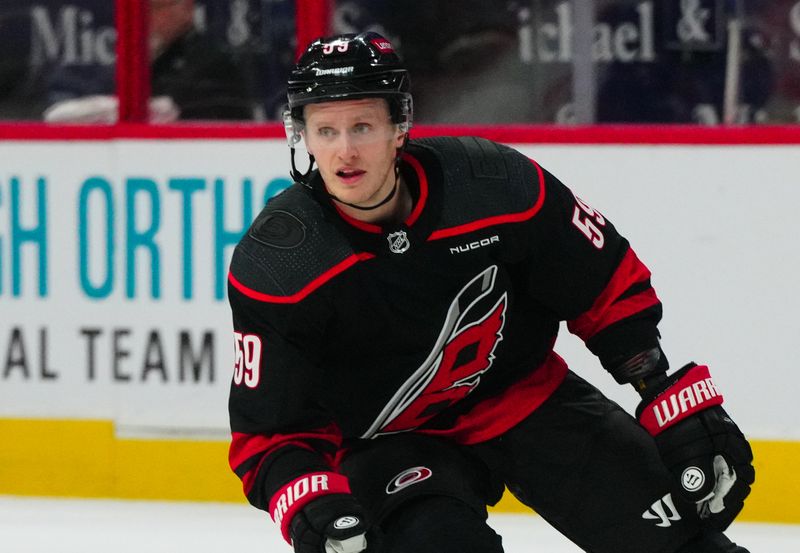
[322, 42, 349, 54]
[571, 196, 605, 249]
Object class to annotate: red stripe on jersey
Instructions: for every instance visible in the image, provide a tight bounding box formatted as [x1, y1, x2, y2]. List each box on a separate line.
[228, 252, 375, 304]
[230, 425, 343, 496]
[239, 440, 314, 497]
[428, 158, 546, 240]
[229, 425, 342, 471]
[404, 152, 429, 226]
[419, 351, 568, 444]
[333, 204, 381, 233]
[332, 151, 430, 233]
[567, 248, 660, 341]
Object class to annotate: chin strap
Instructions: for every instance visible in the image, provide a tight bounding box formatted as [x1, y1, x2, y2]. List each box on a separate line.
[329, 171, 399, 211]
[290, 148, 316, 189]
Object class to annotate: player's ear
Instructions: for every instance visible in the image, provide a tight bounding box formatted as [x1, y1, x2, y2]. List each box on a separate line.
[394, 127, 406, 148]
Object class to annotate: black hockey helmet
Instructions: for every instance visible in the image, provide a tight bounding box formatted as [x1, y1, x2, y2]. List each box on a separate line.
[285, 31, 412, 131]
[284, 32, 412, 188]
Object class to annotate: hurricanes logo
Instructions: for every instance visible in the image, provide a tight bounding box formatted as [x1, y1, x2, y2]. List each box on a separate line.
[386, 467, 433, 495]
[361, 266, 506, 438]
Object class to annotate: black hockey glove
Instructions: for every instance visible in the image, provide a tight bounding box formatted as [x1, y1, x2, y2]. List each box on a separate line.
[269, 472, 368, 553]
[289, 494, 369, 553]
[636, 363, 754, 530]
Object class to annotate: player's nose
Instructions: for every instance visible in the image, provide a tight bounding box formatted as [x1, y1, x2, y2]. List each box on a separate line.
[335, 134, 358, 159]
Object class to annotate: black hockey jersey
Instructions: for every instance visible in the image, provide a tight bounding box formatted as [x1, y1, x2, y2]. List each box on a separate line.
[227, 136, 662, 514]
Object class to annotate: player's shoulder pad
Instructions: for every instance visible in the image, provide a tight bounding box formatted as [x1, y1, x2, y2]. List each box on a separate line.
[229, 184, 355, 301]
[410, 136, 544, 229]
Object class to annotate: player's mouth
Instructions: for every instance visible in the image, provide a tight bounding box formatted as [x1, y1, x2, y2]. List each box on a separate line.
[336, 167, 366, 185]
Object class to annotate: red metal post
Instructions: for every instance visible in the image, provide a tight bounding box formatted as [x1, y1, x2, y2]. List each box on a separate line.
[295, 0, 332, 60]
[116, 0, 151, 122]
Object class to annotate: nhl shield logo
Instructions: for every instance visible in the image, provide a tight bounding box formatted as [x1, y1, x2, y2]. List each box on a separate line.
[387, 230, 411, 254]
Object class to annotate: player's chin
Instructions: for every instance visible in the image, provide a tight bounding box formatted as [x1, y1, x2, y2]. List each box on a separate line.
[330, 186, 370, 206]
[334, 178, 376, 197]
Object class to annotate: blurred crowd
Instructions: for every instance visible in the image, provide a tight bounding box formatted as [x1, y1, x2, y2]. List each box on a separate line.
[0, 0, 798, 124]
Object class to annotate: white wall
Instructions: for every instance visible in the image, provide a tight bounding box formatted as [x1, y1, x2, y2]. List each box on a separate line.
[0, 139, 797, 440]
[521, 144, 800, 439]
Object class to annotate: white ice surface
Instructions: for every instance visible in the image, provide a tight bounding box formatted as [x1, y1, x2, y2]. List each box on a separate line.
[1, 496, 798, 552]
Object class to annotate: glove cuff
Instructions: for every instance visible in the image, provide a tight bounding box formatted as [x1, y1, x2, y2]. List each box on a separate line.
[269, 472, 351, 544]
[637, 364, 724, 436]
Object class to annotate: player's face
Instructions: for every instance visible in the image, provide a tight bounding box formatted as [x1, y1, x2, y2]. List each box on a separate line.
[303, 98, 405, 211]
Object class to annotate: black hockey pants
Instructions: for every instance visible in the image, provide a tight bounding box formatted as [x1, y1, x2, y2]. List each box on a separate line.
[341, 371, 748, 553]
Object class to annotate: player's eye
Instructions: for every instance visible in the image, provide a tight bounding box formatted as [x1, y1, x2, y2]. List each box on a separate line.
[317, 127, 337, 138]
[352, 123, 372, 135]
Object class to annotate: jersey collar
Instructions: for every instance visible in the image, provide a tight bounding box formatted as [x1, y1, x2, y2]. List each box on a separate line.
[316, 147, 443, 256]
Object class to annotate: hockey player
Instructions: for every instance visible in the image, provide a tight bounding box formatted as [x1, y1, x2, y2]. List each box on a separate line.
[227, 32, 754, 553]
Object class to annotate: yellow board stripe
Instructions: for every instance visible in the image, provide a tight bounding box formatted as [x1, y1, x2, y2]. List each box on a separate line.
[0, 418, 797, 523]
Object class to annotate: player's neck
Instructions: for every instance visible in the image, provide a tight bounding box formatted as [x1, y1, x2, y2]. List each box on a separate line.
[338, 175, 412, 226]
